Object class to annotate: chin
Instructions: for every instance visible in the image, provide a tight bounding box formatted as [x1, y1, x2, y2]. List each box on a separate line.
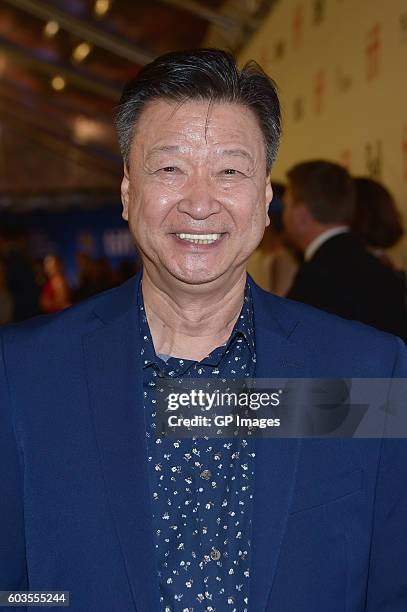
[165, 264, 226, 286]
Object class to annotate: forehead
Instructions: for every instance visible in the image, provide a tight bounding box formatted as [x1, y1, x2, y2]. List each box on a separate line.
[131, 98, 265, 158]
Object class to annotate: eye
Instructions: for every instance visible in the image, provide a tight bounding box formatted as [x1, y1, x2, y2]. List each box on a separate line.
[223, 168, 237, 175]
[162, 166, 177, 173]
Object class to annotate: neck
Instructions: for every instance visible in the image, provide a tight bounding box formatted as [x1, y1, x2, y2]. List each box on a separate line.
[301, 223, 347, 251]
[141, 267, 247, 361]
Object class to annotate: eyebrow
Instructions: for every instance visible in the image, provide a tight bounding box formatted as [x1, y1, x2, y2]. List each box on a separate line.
[147, 145, 187, 157]
[218, 149, 254, 163]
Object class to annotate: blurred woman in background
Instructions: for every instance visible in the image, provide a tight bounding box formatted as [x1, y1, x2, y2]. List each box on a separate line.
[40, 254, 71, 314]
[247, 182, 299, 295]
[352, 177, 404, 268]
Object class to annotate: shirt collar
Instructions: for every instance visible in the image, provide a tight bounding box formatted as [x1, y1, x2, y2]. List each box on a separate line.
[138, 276, 255, 370]
[304, 226, 350, 261]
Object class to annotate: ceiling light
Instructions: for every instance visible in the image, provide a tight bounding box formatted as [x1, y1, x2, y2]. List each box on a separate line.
[94, 0, 111, 17]
[51, 76, 66, 91]
[44, 20, 59, 38]
[74, 116, 106, 144]
[72, 42, 92, 63]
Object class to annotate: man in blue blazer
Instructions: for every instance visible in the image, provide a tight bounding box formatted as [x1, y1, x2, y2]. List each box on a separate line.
[1, 49, 407, 611]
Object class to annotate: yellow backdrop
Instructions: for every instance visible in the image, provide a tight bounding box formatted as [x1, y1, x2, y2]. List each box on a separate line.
[238, 0, 407, 268]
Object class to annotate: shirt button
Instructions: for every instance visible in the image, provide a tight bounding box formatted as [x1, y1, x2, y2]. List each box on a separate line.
[210, 548, 221, 561]
[200, 469, 212, 480]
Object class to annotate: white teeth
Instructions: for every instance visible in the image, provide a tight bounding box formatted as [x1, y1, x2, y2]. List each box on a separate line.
[175, 233, 222, 244]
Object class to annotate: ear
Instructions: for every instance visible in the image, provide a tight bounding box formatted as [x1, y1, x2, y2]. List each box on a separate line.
[120, 166, 130, 221]
[294, 201, 313, 230]
[265, 178, 273, 227]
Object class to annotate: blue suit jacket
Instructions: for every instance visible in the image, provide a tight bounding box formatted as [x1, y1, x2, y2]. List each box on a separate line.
[1, 272, 407, 611]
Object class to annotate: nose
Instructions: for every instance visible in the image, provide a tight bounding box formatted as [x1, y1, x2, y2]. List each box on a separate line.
[177, 173, 222, 220]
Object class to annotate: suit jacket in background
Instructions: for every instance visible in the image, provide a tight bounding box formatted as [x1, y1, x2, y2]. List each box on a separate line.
[287, 232, 407, 341]
[1, 271, 407, 611]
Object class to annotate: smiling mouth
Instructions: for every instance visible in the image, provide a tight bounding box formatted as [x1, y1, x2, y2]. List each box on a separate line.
[175, 232, 224, 245]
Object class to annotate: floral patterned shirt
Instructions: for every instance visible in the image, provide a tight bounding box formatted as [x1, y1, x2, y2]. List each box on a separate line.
[139, 280, 256, 612]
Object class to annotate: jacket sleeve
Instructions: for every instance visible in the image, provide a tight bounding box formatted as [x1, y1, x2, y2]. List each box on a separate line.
[366, 338, 407, 610]
[0, 331, 28, 594]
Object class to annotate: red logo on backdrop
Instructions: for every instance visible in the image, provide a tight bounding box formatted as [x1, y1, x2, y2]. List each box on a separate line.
[314, 70, 325, 114]
[366, 24, 381, 81]
[340, 149, 352, 171]
[293, 4, 304, 48]
[403, 126, 407, 180]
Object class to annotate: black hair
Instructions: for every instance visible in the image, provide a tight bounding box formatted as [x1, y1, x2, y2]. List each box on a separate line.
[287, 160, 355, 224]
[353, 177, 403, 248]
[114, 48, 281, 173]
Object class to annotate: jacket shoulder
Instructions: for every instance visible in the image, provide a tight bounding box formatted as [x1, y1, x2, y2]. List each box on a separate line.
[251, 282, 406, 376]
[0, 278, 136, 351]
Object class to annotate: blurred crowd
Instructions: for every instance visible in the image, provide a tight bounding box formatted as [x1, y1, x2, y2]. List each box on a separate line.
[1, 159, 407, 343]
[248, 160, 407, 342]
[0, 227, 140, 326]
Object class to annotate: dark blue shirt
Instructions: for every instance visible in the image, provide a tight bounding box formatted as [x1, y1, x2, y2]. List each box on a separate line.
[139, 279, 256, 611]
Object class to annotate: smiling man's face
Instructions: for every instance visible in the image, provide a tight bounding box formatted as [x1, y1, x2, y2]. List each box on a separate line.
[121, 99, 272, 286]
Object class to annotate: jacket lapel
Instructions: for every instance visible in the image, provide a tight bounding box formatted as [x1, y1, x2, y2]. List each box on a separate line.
[82, 273, 160, 612]
[248, 279, 308, 611]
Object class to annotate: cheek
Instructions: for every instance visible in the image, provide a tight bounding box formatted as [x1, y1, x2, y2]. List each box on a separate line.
[226, 182, 266, 221]
[128, 183, 178, 227]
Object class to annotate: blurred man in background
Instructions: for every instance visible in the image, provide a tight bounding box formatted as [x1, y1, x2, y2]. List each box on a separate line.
[284, 160, 407, 341]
